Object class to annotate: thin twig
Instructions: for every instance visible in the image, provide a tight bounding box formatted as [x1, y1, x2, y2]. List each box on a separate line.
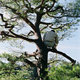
[40, 21, 52, 25]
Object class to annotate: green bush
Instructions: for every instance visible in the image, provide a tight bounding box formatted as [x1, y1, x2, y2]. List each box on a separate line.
[0, 53, 32, 80]
[0, 53, 80, 80]
[48, 61, 80, 80]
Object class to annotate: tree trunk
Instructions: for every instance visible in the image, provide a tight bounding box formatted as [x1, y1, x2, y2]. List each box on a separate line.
[33, 46, 48, 80]
[37, 49, 48, 80]
[33, 13, 48, 80]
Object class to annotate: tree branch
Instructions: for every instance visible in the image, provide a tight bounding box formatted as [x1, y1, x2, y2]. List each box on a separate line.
[40, 26, 48, 31]
[24, 59, 36, 67]
[17, 51, 38, 67]
[0, 30, 36, 42]
[23, 17, 36, 31]
[25, 0, 32, 9]
[49, 22, 76, 30]
[48, 48, 76, 66]
[27, 30, 35, 37]
[46, 1, 55, 12]
[0, 13, 37, 42]
[23, 50, 39, 57]
[0, 31, 16, 38]
[49, 26, 63, 30]
[44, 5, 64, 15]
[0, 13, 7, 23]
[40, 21, 52, 25]
[9, 29, 36, 42]
[49, 5, 64, 13]
[35, 0, 45, 9]
[4, 5, 36, 32]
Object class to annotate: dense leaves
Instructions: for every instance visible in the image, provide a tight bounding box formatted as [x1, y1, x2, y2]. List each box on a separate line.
[48, 61, 80, 80]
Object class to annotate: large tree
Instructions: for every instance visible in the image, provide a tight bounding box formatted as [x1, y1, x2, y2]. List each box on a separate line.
[0, 0, 79, 80]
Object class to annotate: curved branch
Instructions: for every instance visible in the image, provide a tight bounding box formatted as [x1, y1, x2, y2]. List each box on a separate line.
[0, 31, 16, 38]
[27, 30, 35, 37]
[9, 30, 36, 42]
[0, 13, 37, 42]
[4, 5, 36, 32]
[23, 17, 36, 31]
[40, 21, 52, 25]
[23, 50, 39, 57]
[49, 25, 63, 30]
[48, 48, 76, 66]
[46, 1, 55, 12]
[49, 22, 74, 30]
[0, 13, 7, 22]
[50, 6, 64, 13]
[0, 30, 36, 42]
[40, 26, 48, 31]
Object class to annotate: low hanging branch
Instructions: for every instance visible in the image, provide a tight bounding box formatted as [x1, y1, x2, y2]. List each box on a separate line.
[48, 48, 76, 66]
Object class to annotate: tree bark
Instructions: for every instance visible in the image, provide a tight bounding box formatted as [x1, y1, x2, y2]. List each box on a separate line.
[36, 47, 48, 80]
[33, 39, 49, 80]
[33, 13, 49, 80]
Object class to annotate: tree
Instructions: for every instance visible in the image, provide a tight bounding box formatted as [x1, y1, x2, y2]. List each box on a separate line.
[0, 0, 79, 80]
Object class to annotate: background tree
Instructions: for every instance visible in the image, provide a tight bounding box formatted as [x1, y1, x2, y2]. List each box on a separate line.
[0, 0, 80, 80]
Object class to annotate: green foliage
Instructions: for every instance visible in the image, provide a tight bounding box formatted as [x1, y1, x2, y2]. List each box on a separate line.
[48, 62, 80, 80]
[0, 65, 31, 80]
[31, 0, 41, 5]
[0, 61, 80, 80]
[0, 55, 31, 80]
[0, 54, 80, 80]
